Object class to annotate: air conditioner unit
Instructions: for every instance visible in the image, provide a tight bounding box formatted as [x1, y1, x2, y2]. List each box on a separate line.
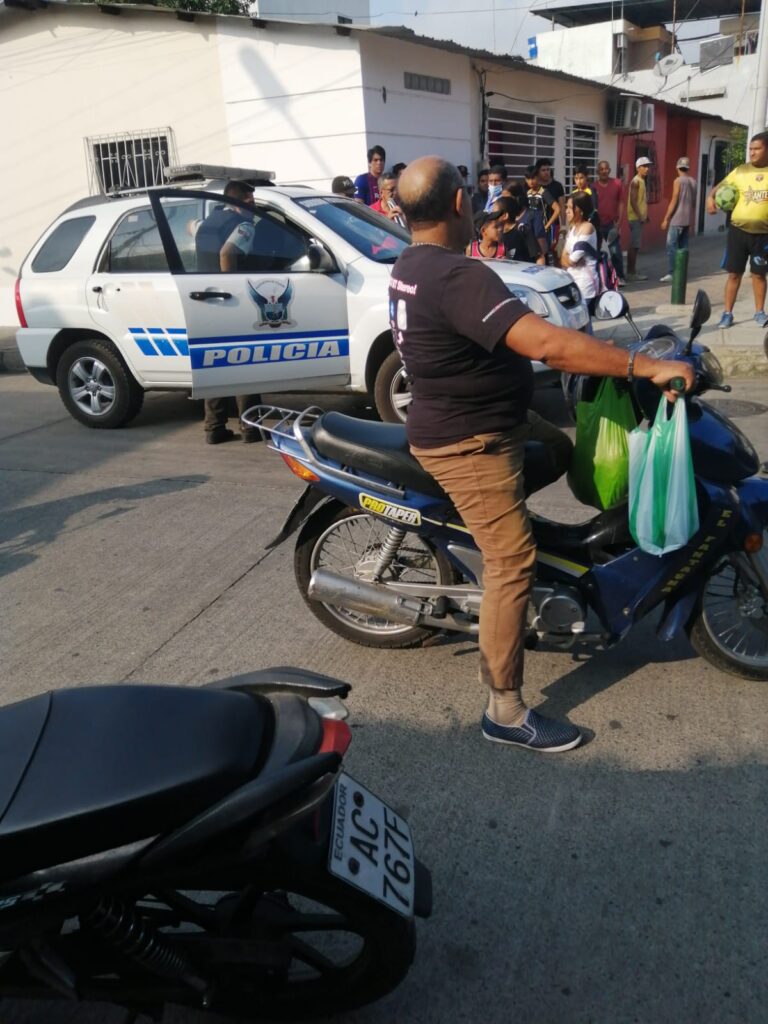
[641, 103, 655, 132]
[608, 96, 643, 133]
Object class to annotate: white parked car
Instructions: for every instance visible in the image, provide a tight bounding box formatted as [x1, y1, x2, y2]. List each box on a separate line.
[15, 166, 590, 427]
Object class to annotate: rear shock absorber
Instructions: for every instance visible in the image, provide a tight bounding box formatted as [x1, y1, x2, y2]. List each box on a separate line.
[82, 897, 208, 997]
[372, 525, 406, 581]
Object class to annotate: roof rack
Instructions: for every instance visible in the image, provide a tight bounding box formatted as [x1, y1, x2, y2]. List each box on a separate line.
[164, 164, 275, 186]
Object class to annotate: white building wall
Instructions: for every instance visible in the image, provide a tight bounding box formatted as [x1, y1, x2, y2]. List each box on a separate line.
[255, 0, 372, 24]
[481, 63, 618, 182]
[357, 35, 476, 171]
[0, 6, 232, 325]
[214, 21, 366, 188]
[532, 22, 618, 80]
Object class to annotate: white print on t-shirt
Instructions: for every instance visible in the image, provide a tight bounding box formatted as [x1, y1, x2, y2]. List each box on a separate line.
[481, 296, 517, 322]
[396, 300, 408, 331]
[390, 275, 418, 295]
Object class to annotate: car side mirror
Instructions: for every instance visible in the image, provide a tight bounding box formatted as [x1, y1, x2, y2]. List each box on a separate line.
[308, 241, 336, 273]
[593, 290, 628, 320]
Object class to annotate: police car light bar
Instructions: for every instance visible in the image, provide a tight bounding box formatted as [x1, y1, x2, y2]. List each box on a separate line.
[165, 164, 275, 184]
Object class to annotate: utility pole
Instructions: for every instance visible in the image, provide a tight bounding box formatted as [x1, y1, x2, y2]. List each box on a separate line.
[751, 0, 768, 138]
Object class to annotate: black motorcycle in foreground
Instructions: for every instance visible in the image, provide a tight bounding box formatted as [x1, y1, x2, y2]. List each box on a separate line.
[0, 670, 430, 1020]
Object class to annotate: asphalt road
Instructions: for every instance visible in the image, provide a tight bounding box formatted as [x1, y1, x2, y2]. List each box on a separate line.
[2, 373, 768, 1024]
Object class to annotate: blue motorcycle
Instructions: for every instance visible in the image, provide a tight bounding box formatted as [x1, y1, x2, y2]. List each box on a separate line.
[245, 291, 768, 681]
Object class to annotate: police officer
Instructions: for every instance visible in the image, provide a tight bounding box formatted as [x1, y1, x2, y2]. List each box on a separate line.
[194, 180, 260, 444]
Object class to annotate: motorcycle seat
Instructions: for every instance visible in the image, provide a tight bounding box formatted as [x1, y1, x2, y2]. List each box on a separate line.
[311, 413, 559, 500]
[0, 686, 267, 879]
[532, 503, 631, 563]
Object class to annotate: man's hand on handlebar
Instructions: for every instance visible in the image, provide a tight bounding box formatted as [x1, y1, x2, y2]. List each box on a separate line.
[650, 361, 695, 402]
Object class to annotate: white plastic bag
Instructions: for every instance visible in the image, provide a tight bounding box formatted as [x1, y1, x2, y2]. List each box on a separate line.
[628, 396, 699, 556]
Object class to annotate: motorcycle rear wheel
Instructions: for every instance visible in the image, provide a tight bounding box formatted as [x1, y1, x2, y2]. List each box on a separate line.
[295, 504, 454, 648]
[180, 869, 416, 1020]
[688, 554, 768, 680]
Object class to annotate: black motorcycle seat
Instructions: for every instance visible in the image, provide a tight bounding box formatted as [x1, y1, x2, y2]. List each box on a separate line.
[0, 686, 267, 878]
[311, 412, 559, 499]
[532, 503, 631, 563]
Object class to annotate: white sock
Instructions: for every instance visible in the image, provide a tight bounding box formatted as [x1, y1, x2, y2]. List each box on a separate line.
[487, 688, 528, 728]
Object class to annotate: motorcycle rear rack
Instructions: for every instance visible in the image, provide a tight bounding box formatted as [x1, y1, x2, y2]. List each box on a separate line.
[241, 404, 407, 498]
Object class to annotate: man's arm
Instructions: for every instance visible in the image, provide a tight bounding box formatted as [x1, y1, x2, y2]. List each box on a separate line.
[544, 197, 561, 231]
[505, 313, 695, 400]
[660, 178, 681, 231]
[220, 242, 239, 273]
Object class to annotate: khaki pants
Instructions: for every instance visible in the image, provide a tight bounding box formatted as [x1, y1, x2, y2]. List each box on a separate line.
[411, 411, 571, 692]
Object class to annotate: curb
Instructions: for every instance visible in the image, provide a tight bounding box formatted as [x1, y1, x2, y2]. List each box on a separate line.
[0, 346, 25, 374]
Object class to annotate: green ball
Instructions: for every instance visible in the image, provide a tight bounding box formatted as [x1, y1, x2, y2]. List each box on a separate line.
[715, 183, 738, 212]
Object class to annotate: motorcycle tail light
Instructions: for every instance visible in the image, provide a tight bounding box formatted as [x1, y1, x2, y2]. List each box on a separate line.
[281, 454, 319, 483]
[318, 717, 352, 756]
[744, 533, 763, 553]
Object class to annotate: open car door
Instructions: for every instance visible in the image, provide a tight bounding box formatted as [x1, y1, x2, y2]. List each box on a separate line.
[149, 189, 350, 398]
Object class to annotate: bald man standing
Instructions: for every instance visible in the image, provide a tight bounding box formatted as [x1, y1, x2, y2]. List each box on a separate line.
[392, 156, 694, 752]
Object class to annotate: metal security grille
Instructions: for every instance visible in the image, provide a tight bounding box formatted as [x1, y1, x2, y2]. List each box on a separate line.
[85, 128, 178, 196]
[487, 108, 555, 177]
[564, 122, 600, 186]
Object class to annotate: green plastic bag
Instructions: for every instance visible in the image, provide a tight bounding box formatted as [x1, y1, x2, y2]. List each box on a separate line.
[628, 396, 699, 555]
[567, 378, 638, 510]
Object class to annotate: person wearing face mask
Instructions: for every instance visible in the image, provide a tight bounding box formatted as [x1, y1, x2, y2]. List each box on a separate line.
[370, 172, 407, 227]
[484, 165, 506, 212]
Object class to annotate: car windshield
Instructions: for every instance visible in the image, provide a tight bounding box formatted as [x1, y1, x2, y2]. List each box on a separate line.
[293, 195, 410, 264]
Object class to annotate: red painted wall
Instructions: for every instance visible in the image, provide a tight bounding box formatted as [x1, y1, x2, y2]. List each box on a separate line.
[616, 105, 702, 253]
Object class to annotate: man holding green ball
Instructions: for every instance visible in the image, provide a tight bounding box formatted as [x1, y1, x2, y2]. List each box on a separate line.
[707, 130, 768, 329]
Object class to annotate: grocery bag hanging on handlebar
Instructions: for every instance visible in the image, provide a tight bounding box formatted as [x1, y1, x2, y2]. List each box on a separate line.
[567, 377, 638, 510]
[628, 395, 699, 555]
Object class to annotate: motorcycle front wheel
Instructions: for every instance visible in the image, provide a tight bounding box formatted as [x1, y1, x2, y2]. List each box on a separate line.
[295, 504, 455, 648]
[688, 551, 768, 680]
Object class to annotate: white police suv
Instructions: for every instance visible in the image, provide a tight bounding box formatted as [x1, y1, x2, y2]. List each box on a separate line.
[15, 165, 589, 428]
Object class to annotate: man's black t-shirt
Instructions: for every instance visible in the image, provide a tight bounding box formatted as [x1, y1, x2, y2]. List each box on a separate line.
[389, 245, 532, 448]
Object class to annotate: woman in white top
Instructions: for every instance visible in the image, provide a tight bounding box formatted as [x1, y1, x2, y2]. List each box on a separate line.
[561, 191, 600, 315]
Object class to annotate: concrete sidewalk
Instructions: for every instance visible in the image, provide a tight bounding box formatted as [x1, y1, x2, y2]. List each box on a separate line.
[605, 232, 768, 375]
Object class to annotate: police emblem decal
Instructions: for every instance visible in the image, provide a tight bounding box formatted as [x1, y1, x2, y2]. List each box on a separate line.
[248, 279, 294, 328]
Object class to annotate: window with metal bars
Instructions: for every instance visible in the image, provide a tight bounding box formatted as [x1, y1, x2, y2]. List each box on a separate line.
[85, 128, 178, 196]
[564, 122, 600, 188]
[487, 108, 555, 178]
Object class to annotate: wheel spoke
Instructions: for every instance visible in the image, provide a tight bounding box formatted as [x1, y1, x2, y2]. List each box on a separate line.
[289, 937, 343, 975]
[71, 385, 89, 401]
[71, 361, 90, 384]
[392, 391, 413, 410]
[99, 384, 116, 400]
[91, 359, 107, 381]
[90, 393, 102, 414]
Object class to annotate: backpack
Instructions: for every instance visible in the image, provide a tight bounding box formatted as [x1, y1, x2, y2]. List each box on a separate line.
[574, 238, 620, 294]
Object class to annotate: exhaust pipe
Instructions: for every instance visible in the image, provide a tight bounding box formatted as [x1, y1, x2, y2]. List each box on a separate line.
[309, 568, 429, 626]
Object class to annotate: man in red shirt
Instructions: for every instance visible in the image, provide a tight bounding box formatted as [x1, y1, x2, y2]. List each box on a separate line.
[595, 159, 625, 285]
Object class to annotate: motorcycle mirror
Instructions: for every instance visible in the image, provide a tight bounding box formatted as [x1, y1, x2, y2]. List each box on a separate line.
[593, 290, 627, 320]
[686, 289, 711, 352]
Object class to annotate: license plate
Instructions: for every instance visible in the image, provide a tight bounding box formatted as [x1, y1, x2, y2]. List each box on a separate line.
[328, 773, 415, 917]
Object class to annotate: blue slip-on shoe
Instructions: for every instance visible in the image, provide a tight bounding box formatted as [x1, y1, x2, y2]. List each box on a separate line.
[718, 312, 734, 328]
[754, 311, 768, 328]
[482, 709, 582, 752]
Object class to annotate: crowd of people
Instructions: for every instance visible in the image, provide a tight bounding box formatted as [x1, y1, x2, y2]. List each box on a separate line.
[334, 146, 676, 310]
